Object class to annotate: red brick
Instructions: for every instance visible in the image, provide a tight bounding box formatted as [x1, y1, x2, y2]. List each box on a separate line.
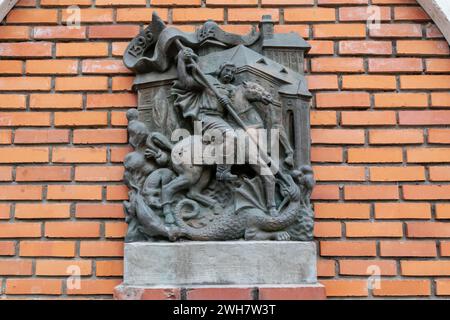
[0, 186, 42, 201]
[339, 41, 392, 55]
[311, 57, 364, 73]
[0, 130, 12, 144]
[52, 147, 107, 163]
[0, 167, 12, 182]
[308, 40, 334, 55]
[116, 8, 169, 22]
[75, 166, 124, 182]
[26, 60, 78, 75]
[321, 280, 368, 297]
[20, 241, 76, 257]
[111, 146, 133, 163]
[0, 112, 50, 127]
[106, 185, 129, 200]
[370, 24, 422, 38]
[0, 260, 32, 276]
[373, 280, 430, 297]
[343, 75, 397, 90]
[311, 185, 340, 200]
[210, 0, 258, 5]
[374, 93, 428, 108]
[80, 241, 124, 257]
[115, 287, 181, 300]
[436, 280, 450, 296]
[187, 287, 253, 300]
[348, 148, 403, 163]
[89, 25, 140, 39]
[314, 23, 366, 38]
[47, 185, 103, 200]
[316, 92, 370, 109]
[401, 111, 450, 126]
[75, 203, 125, 219]
[375, 203, 431, 219]
[313, 165, 365, 181]
[311, 147, 343, 163]
[315, 203, 370, 219]
[403, 185, 450, 200]
[320, 241, 376, 257]
[370, 129, 423, 145]
[0, 147, 48, 163]
[426, 24, 443, 38]
[6, 279, 62, 295]
[0, 60, 23, 75]
[0, 95, 26, 109]
[339, 6, 390, 21]
[56, 43, 108, 57]
[407, 222, 450, 238]
[306, 75, 338, 90]
[0, 77, 51, 91]
[40, 0, 92, 5]
[96, 260, 123, 276]
[401, 75, 450, 90]
[346, 222, 403, 238]
[258, 286, 326, 300]
[45, 222, 101, 238]
[310, 111, 337, 126]
[112, 76, 134, 91]
[317, 259, 335, 277]
[173, 8, 224, 22]
[318, 0, 368, 3]
[0, 241, 15, 256]
[369, 58, 422, 73]
[33, 26, 86, 40]
[14, 130, 70, 144]
[36, 260, 92, 276]
[397, 41, 450, 56]
[431, 93, 450, 107]
[0, 222, 41, 237]
[61, 8, 113, 23]
[0, 26, 30, 40]
[339, 259, 397, 276]
[112, 42, 129, 57]
[82, 60, 130, 74]
[426, 59, 450, 73]
[429, 166, 450, 182]
[285, 8, 335, 22]
[0, 204, 10, 219]
[55, 77, 108, 91]
[54, 111, 108, 126]
[0, 42, 52, 58]
[380, 241, 436, 257]
[442, 242, 450, 256]
[73, 129, 127, 144]
[314, 221, 342, 237]
[229, 8, 279, 22]
[436, 204, 450, 219]
[311, 129, 365, 144]
[6, 9, 58, 24]
[96, 0, 146, 5]
[15, 203, 71, 219]
[344, 185, 399, 200]
[30, 94, 82, 109]
[370, 166, 425, 182]
[401, 261, 450, 276]
[67, 279, 122, 295]
[394, 6, 429, 21]
[341, 111, 396, 126]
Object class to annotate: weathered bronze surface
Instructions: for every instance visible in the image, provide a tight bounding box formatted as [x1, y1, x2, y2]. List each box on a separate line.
[122, 12, 314, 242]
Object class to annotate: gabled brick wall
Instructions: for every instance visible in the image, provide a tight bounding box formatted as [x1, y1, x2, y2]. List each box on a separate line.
[0, 0, 449, 299]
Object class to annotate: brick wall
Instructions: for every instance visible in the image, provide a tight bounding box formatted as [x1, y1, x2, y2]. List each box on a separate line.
[0, 0, 449, 299]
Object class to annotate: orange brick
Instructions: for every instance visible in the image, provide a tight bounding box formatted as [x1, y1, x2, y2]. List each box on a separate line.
[53, 147, 107, 163]
[111, 146, 133, 163]
[55, 77, 108, 91]
[0, 26, 30, 40]
[401, 75, 450, 90]
[320, 241, 376, 257]
[346, 222, 403, 238]
[6, 279, 62, 295]
[56, 43, 108, 57]
[431, 93, 450, 107]
[407, 222, 450, 238]
[0, 94, 26, 109]
[116, 8, 169, 22]
[40, 0, 92, 5]
[306, 75, 338, 90]
[380, 241, 436, 257]
[15, 203, 71, 219]
[75, 166, 124, 182]
[394, 6, 429, 21]
[339, 259, 396, 276]
[401, 111, 450, 126]
[0, 60, 22, 75]
[344, 185, 399, 200]
[310, 111, 337, 126]
[36, 260, 92, 276]
[0, 130, 12, 144]
[0, 167, 12, 181]
[374, 93, 428, 108]
[86, 93, 136, 109]
[370, 24, 422, 38]
[80, 241, 124, 257]
[105, 222, 127, 238]
[89, 25, 140, 39]
[339, 41, 392, 55]
[67, 279, 122, 295]
[311, 147, 343, 163]
[321, 280, 368, 297]
[30, 94, 82, 109]
[33, 26, 86, 40]
[312, 57, 364, 73]
[317, 259, 335, 277]
[429, 166, 450, 182]
[313, 165, 365, 181]
[370, 166, 425, 182]
[187, 287, 253, 300]
[0, 222, 41, 237]
[373, 280, 430, 297]
[61, 9, 113, 23]
[426, 59, 450, 73]
[285, 8, 334, 22]
[75, 203, 125, 219]
[173, 8, 224, 22]
[436, 204, 450, 219]
[436, 280, 450, 296]
[315, 203, 370, 219]
[96, 0, 146, 5]
[228, 8, 279, 22]
[0, 241, 15, 255]
[0, 77, 51, 91]
[26, 59, 78, 75]
[0, 147, 48, 163]
[47, 185, 103, 200]
[0, 260, 32, 276]
[311, 129, 365, 144]
[82, 60, 130, 74]
[20, 241, 76, 257]
[96, 260, 123, 276]
[311, 185, 340, 200]
[54, 111, 108, 126]
[401, 261, 450, 276]
[369, 58, 423, 73]
[6, 9, 58, 24]
[0, 112, 50, 127]
[397, 41, 449, 56]
[404, 185, 450, 200]
[208, 0, 257, 5]
[0, 203, 10, 219]
[426, 24, 443, 38]
[348, 148, 402, 163]
[106, 185, 129, 200]
[314, 24, 366, 38]
[14, 130, 70, 144]
[442, 242, 450, 256]
[263, 0, 313, 4]
[112, 111, 128, 126]
[308, 40, 334, 55]
[341, 111, 396, 126]
[319, 0, 368, 3]
[45, 221, 101, 238]
[339, 6, 390, 21]
[316, 92, 370, 109]
[370, 129, 423, 145]
[375, 202, 431, 219]
[73, 129, 127, 144]
[112, 42, 128, 57]
[112, 76, 134, 91]
[343, 75, 396, 90]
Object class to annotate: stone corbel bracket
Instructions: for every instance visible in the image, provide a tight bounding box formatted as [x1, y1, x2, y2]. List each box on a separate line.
[417, 0, 450, 44]
[0, 0, 17, 22]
